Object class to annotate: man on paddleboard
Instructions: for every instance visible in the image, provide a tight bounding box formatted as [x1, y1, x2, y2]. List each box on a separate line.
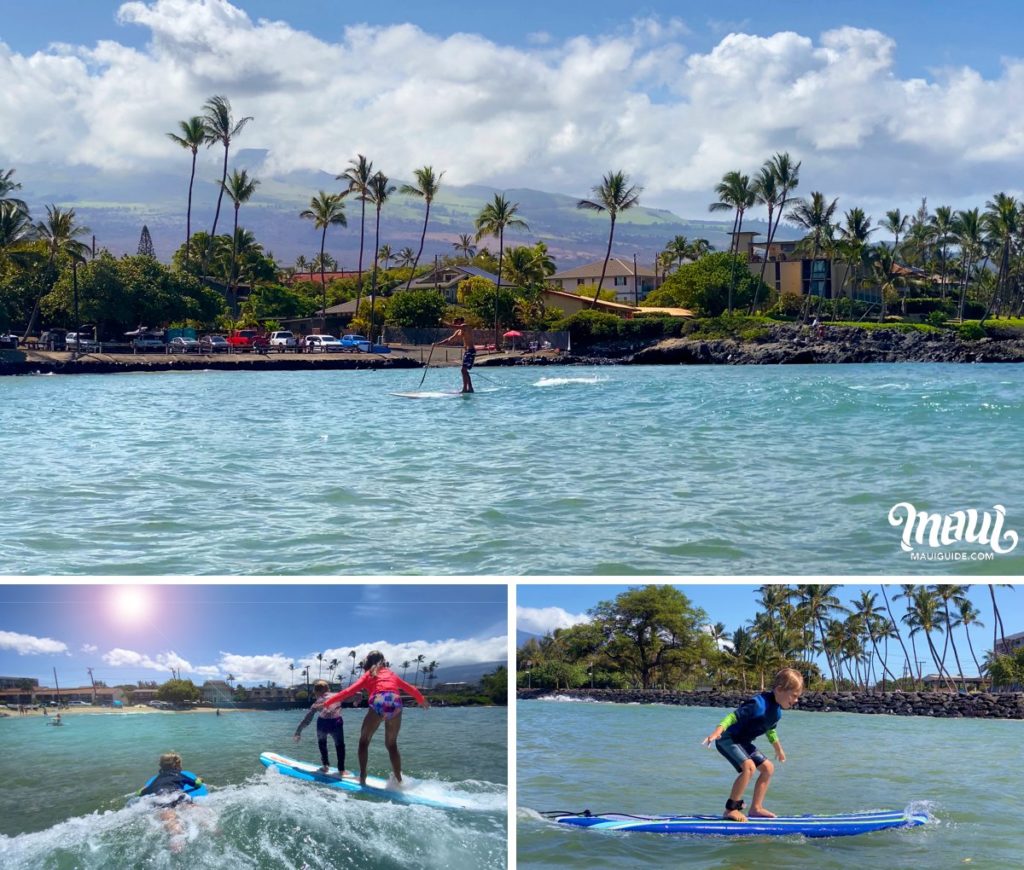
[435, 318, 475, 393]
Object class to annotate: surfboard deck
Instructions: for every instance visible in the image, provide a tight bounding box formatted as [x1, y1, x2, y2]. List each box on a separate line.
[259, 751, 466, 809]
[545, 809, 928, 838]
[391, 390, 472, 399]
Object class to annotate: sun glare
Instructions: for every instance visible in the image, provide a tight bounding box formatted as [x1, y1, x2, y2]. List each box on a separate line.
[110, 587, 153, 624]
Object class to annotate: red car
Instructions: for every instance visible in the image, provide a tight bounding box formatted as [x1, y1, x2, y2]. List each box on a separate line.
[226, 329, 270, 352]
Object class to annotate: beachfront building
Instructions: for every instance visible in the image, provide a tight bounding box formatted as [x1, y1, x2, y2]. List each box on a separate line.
[201, 680, 234, 705]
[403, 265, 501, 304]
[0, 676, 39, 689]
[539, 287, 641, 319]
[0, 685, 125, 706]
[248, 685, 293, 702]
[732, 231, 881, 304]
[551, 258, 663, 304]
[994, 630, 1024, 656]
[920, 674, 988, 691]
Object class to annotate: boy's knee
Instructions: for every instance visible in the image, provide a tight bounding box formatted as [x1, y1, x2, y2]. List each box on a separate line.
[740, 759, 757, 775]
[758, 760, 774, 777]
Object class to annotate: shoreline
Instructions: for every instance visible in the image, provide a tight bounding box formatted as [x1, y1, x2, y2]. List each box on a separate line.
[517, 687, 1024, 720]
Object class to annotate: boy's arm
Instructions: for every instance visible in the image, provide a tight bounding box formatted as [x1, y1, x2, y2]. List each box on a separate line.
[766, 729, 786, 761]
[703, 711, 737, 745]
[294, 706, 316, 737]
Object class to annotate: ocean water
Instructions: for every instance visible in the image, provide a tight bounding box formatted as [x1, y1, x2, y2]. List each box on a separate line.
[517, 698, 1021, 869]
[0, 706, 506, 869]
[2, 363, 1023, 574]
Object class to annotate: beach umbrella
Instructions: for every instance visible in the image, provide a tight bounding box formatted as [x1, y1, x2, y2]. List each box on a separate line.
[503, 329, 522, 349]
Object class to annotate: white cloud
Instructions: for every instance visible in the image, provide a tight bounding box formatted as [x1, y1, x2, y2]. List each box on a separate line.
[81, 643, 98, 654]
[316, 636, 507, 673]
[517, 606, 590, 636]
[2, 1, 1023, 215]
[0, 630, 68, 656]
[102, 647, 195, 673]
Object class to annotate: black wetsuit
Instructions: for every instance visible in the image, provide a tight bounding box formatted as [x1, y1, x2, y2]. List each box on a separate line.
[295, 703, 346, 771]
[139, 770, 200, 806]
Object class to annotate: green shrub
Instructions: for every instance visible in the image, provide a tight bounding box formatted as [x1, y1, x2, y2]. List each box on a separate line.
[925, 310, 949, 328]
[958, 322, 986, 340]
[553, 310, 622, 345]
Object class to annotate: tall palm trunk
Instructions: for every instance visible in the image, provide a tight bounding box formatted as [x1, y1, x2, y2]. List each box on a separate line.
[229, 203, 240, 314]
[880, 586, 913, 686]
[318, 224, 328, 317]
[202, 145, 230, 276]
[590, 214, 616, 308]
[963, 623, 982, 682]
[354, 198, 367, 318]
[495, 227, 505, 348]
[369, 204, 381, 341]
[988, 585, 1007, 652]
[185, 150, 197, 267]
[406, 199, 432, 290]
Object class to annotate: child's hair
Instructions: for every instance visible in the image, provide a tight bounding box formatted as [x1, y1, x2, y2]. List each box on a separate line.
[159, 753, 183, 772]
[773, 668, 805, 691]
[361, 651, 386, 672]
[312, 679, 329, 692]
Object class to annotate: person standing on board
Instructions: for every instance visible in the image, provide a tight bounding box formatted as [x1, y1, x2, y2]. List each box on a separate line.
[702, 668, 803, 821]
[435, 317, 475, 393]
[321, 651, 429, 787]
[294, 679, 349, 775]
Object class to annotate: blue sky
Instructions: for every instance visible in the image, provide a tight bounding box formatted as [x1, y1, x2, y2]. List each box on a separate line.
[0, 584, 507, 687]
[5, 0, 1024, 218]
[517, 583, 1020, 676]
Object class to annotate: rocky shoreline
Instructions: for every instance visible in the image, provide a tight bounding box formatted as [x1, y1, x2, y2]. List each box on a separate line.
[517, 687, 1024, 719]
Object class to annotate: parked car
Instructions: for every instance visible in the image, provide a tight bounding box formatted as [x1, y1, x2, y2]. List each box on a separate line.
[66, 331, 101, 352]
[340, 333, 372, 352]
[0, 333, 18, 349]
[132, 333, 166, 352]
[305, 334, 343, 352]
[226, 329, 270, 352]
[200, 334, 230, 353]
[168, 336, 200, 353]
[269, 330, 297, 350]
[40, 329, 67, 351]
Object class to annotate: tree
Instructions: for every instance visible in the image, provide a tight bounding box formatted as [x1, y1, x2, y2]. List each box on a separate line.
[377, 243, 394, 270]
[137, 225, 155, 258]
[24, 205, 90, 337]
[400, 165, 444, 289]
[590, 585, 709, 690]
[788, 191, 840, 319]
[453, 233, 476, 261]
[577, 170, 642, 308]
[953, 597, 985, 681]
[339, 154, 374, 317]
[200, 95, 253, 274]
[750, 152, 801, 312]
[475, 193, 529, 347]
[300, 191, 348, 316]
[479, 666, 508, 704]
[166, 116, 206, 267]
[708, 170, 756, 313]
[413, 654, 426, 687]
[0, 168, 28, 214]
[157, 678, 200, 706]
[981, 192, 1019, 323]
[367, 171, 396, 338]
[642, 251, 762, 316]
[387, 288, 446, 327]
[220, 168, 260, 312]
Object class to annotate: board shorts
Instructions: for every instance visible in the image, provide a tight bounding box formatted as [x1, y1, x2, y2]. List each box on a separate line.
[715, 734, 768, 773]
[368, 691, 402, 720]
[462, 347, 476, 369]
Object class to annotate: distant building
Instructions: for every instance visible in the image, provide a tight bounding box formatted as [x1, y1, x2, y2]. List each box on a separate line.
[248, 685, 293, 702]
[551, 258, 663, 303]
[920, 674, 988, 691]
[994, 631, 1024, 656]
[0, 685, 125, 705]
[0, 676, 38, 689]
[404, 265, 501, 304]
[539, 287, 646, 319]
[201, 680, 234, 705]
[130, 687, 159, 703]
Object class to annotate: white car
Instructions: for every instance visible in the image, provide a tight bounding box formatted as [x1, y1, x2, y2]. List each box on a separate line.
[269, 330, 297, 350]
[305, 334, 343, 352]
[66, 332, 101, 351]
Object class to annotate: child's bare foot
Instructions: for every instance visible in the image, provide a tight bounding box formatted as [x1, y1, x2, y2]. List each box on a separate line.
[749, 807, 776, 818]
[724, 809, 747, 821]
[318, 765, 330, 773]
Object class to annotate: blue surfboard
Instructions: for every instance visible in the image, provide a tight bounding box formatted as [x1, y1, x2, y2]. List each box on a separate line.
[545, 808, 927, 838]
[259, 751, 467, 810]
[139, 770, 207, 799]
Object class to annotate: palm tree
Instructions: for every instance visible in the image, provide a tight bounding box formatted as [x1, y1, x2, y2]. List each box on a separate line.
[288, 663, 295, 688]
[400, 165, 444, 289]
[750, 152, 801, 312]
[953, 208, 984, 322]
[850, 590, 899, 690]
[25, 205, 91, 338]
[221, 168, 259, 312]
[833, 207, 875, 315]
[366, 171, 396, 338]
[709, 170, 756, 313]
[577, 170, 643, 308]
[413, 654, 426, 687]
[401, 660, 411, 680]
[475, 193, 529, 347]
[929, 205, 955, 300]
[300, 191, 348, 316]
[316, 652, 324, 679]
[294, 254, 312, 282]
[930, 584, 969, 690]
[788, 191, 839, 318]
[660, 235, 690, 273]
[981, 192, 1019, 323]
[339, 154, 374, 317]
[793, 584, 844, 684]
[396, 247, 416, 269]
[953, 597, 985, 680]
[879, 585, 914, 688]
[0, 201, 35, 255]
[903, 588, 955, 691]
[200, 95, 253, 273]
[728, 626, 753, 691]
[377, 243, 394, 270]
[987, 585, 1010, 654]
[349, 650, 357, 676]
[0, 168, 28, 215]
[426, 660, 439, 689]
[328, 658, 339, 686]
[166, 117, 206, 268]
[453, 233, 476, 261]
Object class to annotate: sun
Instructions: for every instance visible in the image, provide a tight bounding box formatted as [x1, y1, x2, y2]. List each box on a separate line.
[109, 586, 153, 625]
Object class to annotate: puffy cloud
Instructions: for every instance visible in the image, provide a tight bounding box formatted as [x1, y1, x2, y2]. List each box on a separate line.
[81, 643, 98, 654]
[102, 647, 195, 672]
[315, 636, 508, 673]
[517, 606, 590, 636]
[0, 630, 68, 656]
[2, 1, 1023, 214]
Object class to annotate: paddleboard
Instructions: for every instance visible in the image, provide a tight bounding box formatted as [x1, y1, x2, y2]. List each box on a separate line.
[391, 390, 472, 399]
[544, 809, 927, 838]
[139, 771, 208, 799]
[259, 751, 467, 810]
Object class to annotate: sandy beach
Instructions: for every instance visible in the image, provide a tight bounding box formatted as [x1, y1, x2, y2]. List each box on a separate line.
[3, 705, 254, 717]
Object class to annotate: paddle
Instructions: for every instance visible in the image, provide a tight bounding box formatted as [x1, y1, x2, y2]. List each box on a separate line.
[417, 343, 436, 389]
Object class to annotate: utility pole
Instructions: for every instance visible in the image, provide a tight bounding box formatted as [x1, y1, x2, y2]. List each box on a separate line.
[52, 667, 62, 709]
[87, 667, 97, 705]
[633, 252, 639, 306]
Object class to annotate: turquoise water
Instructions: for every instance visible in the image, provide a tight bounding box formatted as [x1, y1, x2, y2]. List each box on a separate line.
[517, 699, 1021, 869]
[0, 706, 506, 868]
[2, 363, 1023, 574]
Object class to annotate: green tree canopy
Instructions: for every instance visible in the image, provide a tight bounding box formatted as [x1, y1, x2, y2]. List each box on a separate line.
[643, 251, 765, 316]
[387, 288, 447, 327]
[157, 679, 200, 705]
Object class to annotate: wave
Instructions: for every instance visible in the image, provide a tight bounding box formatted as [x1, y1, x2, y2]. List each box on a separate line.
[532, 376, 608, 388]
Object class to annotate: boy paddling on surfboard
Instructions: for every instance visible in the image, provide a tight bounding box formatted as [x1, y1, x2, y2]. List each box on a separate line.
[702, 668, 803, 822]
[294, 679, 349, 775]
[321, 651, 429, 788]
[435, 318, 475, 393]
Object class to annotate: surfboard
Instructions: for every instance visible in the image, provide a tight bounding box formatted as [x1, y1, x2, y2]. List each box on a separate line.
[139, 771, 208, 799]
[543, 809, 927, 838]
[259, 751, 467, 810]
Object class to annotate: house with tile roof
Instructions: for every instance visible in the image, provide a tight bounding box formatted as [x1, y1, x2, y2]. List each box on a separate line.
[551, 257, 663, 303]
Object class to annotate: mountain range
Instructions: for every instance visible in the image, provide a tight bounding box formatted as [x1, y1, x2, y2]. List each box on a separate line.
[14, 151, 768, 271]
